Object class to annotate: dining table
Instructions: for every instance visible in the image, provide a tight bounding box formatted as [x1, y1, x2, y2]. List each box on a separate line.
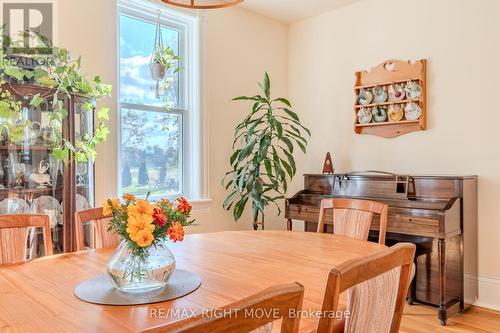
[0, 230, 387, 333]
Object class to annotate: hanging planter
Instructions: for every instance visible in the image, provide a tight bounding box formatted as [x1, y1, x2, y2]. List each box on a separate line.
[149, 11, 180, 100]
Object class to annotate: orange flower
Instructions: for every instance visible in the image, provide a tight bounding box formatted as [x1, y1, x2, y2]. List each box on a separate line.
[127, 199, 154, 219]
[176, 197, 192, 215]
[161, 198, 172, 206]
[134, 230, 154, 247]
[167, 221, 185, 242]
[102, 198, 120, 216]
[122, 193, 136, 202]
[152, 208, 168, 227]
[126, 214, 155, 237]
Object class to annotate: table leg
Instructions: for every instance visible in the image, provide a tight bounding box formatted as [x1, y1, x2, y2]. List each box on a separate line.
[287, 219, 292, 231]
[438, 238, 447, 326]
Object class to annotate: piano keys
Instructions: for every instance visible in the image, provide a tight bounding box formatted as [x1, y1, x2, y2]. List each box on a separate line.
[285, 171, 478, 325]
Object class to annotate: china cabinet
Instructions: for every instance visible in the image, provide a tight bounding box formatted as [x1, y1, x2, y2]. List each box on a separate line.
[0, 82, 95, 254]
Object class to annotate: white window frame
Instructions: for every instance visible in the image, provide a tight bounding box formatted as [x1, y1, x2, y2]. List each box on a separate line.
[117, 0, 207, 204]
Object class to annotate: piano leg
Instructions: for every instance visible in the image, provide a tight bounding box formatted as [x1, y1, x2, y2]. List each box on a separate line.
[438, 238, 447, 326]
[287, 219, 293, 231]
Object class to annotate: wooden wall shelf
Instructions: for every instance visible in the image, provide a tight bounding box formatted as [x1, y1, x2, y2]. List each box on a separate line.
[354, 59, 427, 138]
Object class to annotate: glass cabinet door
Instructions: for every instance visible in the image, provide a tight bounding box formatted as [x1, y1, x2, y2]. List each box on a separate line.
[0, 92, 65, 256]
[74, 98, 95, 249]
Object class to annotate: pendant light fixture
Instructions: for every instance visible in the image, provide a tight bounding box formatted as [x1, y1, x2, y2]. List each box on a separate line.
[160, 0, 244, 10]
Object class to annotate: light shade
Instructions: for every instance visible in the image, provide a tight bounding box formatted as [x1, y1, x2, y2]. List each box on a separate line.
[161, 0, 244, 9]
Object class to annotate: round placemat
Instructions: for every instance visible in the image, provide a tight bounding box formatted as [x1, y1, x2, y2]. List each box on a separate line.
[74, 269, 202, 306]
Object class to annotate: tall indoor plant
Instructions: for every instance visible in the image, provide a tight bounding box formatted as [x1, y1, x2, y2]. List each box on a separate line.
[222, 73, 310, 230]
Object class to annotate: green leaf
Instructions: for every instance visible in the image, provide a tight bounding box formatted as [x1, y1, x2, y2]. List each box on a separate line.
[0, 101, 14, 118]
[263, 72, 271, 100]
[274, 98, 291, 107]
[97, 107, 110, 120]
[30, 94, 44, 108]
[52, 147, 69, 161]
[230, 149, 241, 165]
[274, 119, 283, 138]
[233, 196, 249, 221]
[281, 108, 299, 122]
[223, 191, 239, 209]
[280, 136, 293, 153]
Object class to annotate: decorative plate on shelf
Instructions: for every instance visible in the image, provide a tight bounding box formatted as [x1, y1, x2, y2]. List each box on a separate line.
[372, 106, 388, 123]
[404, 102, 422, 121]
[388, 84, 405, 102]
[373, 86, 388, 103]
[358, 89, 373, 105]
[76, 193, 90, 212]
[388, 104, 404, 122]
[0, 197, 30, 214]
[357, 107, 372, 124]
[405, 80, 422, 100]
[31, 196, 62, 228]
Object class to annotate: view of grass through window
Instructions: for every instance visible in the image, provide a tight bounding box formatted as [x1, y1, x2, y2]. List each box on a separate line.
[119, 14, 183, 198]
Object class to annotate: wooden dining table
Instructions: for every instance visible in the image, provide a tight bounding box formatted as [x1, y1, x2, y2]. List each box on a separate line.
[0, 231, 387, 333]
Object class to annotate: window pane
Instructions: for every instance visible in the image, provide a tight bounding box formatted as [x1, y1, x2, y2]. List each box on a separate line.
[120, 108, 183, 198]
[120, 14, 180, 108]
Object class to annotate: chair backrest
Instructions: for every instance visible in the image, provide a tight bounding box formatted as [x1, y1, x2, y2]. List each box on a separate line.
[317, 198, 388, 244]
[142, 282, 304, 333]
[0, 214, 53, 265]
[318, 243, 415, 333]
[75, 207, 118, 251]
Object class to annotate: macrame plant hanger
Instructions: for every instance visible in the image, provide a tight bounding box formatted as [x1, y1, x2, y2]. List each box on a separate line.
[150, 10, 166, 99]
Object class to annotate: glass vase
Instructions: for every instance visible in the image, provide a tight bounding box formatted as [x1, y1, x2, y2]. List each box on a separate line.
[107, 240, 176, 293]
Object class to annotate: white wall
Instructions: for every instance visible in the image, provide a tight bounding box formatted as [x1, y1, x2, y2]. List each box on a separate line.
[288, 0, 500, 309]
[56, 0, 289, 233]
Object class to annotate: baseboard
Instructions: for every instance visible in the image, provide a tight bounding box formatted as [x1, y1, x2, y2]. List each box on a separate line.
[465, 273, 500, 311]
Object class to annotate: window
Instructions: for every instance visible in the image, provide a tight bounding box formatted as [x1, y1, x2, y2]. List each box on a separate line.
[118, 2, 200, 200]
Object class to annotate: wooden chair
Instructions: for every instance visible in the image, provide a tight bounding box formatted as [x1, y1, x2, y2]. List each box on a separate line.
[317, 243, 416, 333]
[75, 207, 119, 251]
[142, 282, 305, 333]
[317, 198, 388, 244]
[0, 214, 53, 265]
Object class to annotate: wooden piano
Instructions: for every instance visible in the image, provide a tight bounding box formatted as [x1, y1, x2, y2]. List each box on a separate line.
[285, 171, 478, 325]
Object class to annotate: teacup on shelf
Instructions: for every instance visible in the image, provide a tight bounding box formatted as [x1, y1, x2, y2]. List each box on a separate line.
[358, 89, 373, 106]
[372, 106, 388, 123]
[405, 80, 422, 100]
[404, 102, 422, 121]
[388, 104, 404, 122]
[357, 107, 372, 124]
[372, 86, 388, 103]
[388, 84, 405, 102]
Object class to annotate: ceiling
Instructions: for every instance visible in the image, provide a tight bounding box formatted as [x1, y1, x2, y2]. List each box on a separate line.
[239, 0, 362, 23]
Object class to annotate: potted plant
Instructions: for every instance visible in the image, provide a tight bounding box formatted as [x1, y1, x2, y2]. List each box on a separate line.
[222, 73, 310, 230]
[149, 45, 180, 81]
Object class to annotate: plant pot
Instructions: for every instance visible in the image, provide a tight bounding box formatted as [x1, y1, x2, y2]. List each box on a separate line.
[149, 62, 166, 81]
[107, 240, 176, 293]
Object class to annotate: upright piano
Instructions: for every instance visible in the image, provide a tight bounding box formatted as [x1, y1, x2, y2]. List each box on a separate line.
[285, 172, 478, 325]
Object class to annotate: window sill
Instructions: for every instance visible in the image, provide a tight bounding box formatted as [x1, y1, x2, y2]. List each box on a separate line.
[189, 199, 213, 213]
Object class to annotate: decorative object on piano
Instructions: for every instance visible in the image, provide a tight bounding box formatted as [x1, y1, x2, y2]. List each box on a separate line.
[357, 107, 372, 124]
[372, 106, 388, 122]
[29, 160, 52, 188]
[0, 47, 112, 163]
[322, 152, 334, 174]
[372, 85, 388, 103]
[354, 59, 427, 138]
[388, 104, 404, 122]
[104, 195, 195, 293]
[357, 88, 373, 105]
[222, 73, 310, 230]
[149, 11, 181, 100]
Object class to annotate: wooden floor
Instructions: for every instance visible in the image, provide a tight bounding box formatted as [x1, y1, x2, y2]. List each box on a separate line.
[401, 304, 500, 333]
